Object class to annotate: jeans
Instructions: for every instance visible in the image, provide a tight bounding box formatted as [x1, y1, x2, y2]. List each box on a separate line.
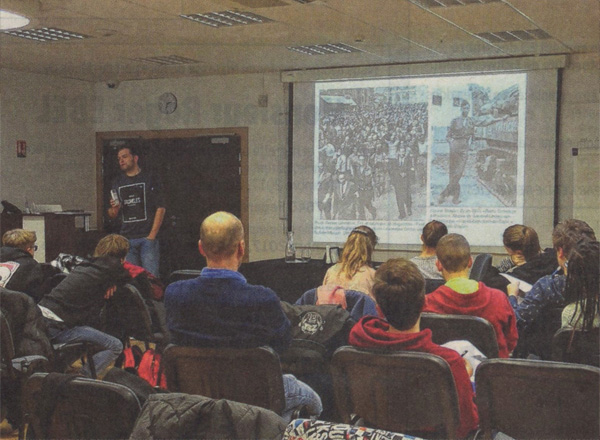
[49, 325, 123, 377]
[126, 237, 160, 276]
[281, 374, 323, 423]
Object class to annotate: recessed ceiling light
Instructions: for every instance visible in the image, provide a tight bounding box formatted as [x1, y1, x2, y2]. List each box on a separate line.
[0, 10, 30, 30]
[133, 55, 201, 66]
[288, 43, 363, 56]
[477, 29, 553, 43]
[180, 11, 273, 28]
[416, 0, 500, 7]
[3, 27, 90, 42]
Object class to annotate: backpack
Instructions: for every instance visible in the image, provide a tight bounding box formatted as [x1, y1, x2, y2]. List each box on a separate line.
[280, 302, 355, 356]
[114, 343, 167, 389]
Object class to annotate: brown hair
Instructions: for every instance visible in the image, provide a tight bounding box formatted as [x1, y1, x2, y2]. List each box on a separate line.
[436, 233, 471, 273]
[552, 219, 596, 260]
[200, 211, 244, 259]
[339, 226, 377, 278]
[373, 258, 425, 331]
[422, 220, 448, 248]
[503, 224, 541, 261]
[2, 229, 36, 251]
[93, 234, 130, 259]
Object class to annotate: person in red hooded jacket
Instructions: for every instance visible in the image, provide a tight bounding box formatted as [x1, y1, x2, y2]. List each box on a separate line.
[424, 233, 518, 358]
[349, 258, 479, 439]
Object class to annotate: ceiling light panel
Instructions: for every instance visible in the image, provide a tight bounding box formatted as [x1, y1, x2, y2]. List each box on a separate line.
[477, 29, 553, 43]
[133, 55, 201, 66]
[287, 43, 363, 56]
[180, 11, 273, 28]
[3, 27, 90, 42]
[417, 0, 500, 7]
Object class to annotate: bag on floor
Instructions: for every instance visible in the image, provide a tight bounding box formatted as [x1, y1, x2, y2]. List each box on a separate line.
[137, 347, 167, 389]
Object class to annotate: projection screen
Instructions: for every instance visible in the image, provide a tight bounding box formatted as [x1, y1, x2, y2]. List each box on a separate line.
[289, 57, 564, 250]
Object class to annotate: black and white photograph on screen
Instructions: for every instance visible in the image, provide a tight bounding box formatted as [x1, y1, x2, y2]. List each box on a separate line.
[314, 82, 429, 226]
[312, 73, 526, 246]
[428, 72, 527, 245]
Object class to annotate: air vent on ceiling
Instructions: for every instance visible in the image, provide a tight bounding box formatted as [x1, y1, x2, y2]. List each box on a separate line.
[180, 11, 273, 28]
[288, 43, 363, 56]
[477, 29, 552, 43]
[3, 27, 90, 42]
[417, 0, 500, 7]
[133, 55, 201, 66]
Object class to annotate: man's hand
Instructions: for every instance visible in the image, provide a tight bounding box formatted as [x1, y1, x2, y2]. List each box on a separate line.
[104, 285, 117, 300]
[107, 199, 120, 219]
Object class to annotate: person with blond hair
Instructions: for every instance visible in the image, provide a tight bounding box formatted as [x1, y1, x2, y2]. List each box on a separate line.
[323, 226, 378, 299]
[1, 229, 55, 301]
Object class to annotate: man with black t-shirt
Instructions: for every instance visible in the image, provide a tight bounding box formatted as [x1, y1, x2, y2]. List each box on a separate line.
[108, 145, 165, 276]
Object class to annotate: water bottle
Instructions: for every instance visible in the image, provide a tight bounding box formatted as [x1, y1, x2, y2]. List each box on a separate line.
[285, 231, 296, 262]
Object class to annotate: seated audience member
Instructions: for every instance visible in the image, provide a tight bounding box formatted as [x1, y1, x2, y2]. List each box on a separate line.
[323, 225, 378, 299]
[507, 219, 597, 335]
[0, 229, 57, 302]
[93, 234, 164, 300]
[410, 220, 447, 280]
[38, 253, 130, 377]
[349, 258, 478, 438]
[483, 224, 558, 293]
[165, 211, 322, 422]
[424, 234, 518, 358]
[561, 238, 600, 330]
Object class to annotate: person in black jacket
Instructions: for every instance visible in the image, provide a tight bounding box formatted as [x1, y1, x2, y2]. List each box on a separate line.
[482, 224, 558, 293]
[38, 256, 130, 377]
[0, 229, 57, 302]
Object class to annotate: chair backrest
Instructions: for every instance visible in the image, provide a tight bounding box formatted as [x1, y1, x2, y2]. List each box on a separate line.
[475, 358, 600, 440]
[23, 372, 142, 440]
[297, 287, 377, 321]
[330, 346, 460, 439]
[420, 312, 499, 358]
[425, 278, 445, 294]
[0, 310, 17, 380]
[106, 283, 155, 342]
[469, 253, 492, 281]
[163, 344, 286, 415]
[166, 269, 201, 286]
[551, 327, 600, 367]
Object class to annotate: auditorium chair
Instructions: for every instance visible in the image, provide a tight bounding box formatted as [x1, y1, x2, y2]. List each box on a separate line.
[330, 346, 460, 439]
[1, 311, 49, 438]
[551, 326, 600, 367]
[420, 312, 499, 358]
[22, 372, 143, 440]
[469, 253, 492, 281]
[475, 358, 600, 439]
[163, 344, 287, 416]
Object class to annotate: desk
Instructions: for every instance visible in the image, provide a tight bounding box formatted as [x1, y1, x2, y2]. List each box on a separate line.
[239, 258, 331, 304]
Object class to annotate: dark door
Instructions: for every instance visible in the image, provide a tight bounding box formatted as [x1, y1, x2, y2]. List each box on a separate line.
[103, 135, 241, 277]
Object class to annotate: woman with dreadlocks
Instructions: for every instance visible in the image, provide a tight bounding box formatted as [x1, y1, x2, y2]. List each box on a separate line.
[561, 238, 600, 330]
[323, 226, 378, 299]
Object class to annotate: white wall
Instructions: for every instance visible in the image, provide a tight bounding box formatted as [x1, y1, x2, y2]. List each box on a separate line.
[556, 53, 600, 234]
[93, 73, 289, 261]
[1, 53, 598, 262]
[0, 69, 97, 221]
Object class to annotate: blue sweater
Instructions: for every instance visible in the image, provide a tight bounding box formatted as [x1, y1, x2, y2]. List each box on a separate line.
[165, 268, 291, 352]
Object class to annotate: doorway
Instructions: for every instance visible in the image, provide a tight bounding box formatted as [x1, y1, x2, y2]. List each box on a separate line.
[96, 128, 249, 278]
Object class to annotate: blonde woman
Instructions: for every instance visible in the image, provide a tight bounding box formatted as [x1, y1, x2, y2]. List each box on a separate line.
[323, 226, 377, 298]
